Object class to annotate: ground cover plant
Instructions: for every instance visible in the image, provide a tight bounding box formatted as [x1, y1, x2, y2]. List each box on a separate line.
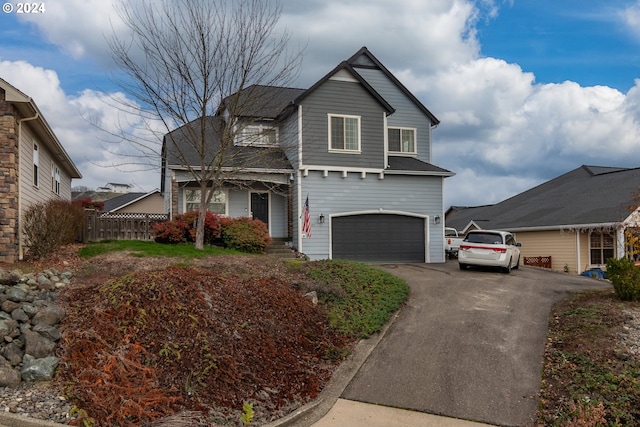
[45, 243, 409, 426]
[538, 289, 640, 426]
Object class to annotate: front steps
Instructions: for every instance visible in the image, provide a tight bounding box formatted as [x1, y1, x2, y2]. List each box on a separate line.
[266, 238, 297, 259]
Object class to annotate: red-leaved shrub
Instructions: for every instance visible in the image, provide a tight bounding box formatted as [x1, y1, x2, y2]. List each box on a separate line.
[221, 217, 271, 253]
[151, 220, 189, 244]
[174, 211, 221, 244]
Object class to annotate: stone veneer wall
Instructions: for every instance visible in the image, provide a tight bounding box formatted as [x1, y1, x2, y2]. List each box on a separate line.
[171, 178, 178, 219]
[0, 89, 19, 263]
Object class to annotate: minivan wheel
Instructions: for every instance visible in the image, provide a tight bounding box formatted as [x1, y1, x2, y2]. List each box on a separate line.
[503, 258, 512, 274]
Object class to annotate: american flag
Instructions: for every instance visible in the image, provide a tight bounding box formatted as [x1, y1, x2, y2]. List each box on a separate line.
[302, 195, 311, 237]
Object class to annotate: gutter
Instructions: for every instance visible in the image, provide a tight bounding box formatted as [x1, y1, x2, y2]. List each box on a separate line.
[505, 222, 621, 233]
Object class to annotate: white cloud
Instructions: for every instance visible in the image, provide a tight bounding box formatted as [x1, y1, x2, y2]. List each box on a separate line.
[17, 0, 124, 60]
[623, 1, 640, 39]
[281, 0, 481, 83]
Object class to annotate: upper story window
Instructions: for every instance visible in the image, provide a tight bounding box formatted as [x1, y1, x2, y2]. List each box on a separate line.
[184, 188, 227, 215]
[329, 114, 360, 152]
[235, 124, 278, 147]
[51, 163, 60, 195]
[33, 143, 39, 187]
[388, 127, 416, 154]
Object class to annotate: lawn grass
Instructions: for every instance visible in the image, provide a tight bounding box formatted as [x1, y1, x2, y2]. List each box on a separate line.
[304, 259, 409, 338]
[78, 240, 243, 258]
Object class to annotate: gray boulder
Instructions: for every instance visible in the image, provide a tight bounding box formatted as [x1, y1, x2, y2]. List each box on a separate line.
[33, 324, 61, 342]
[24, 330, 56, 359]
[0, 270, 19, 287]
[5, 287, 28, 303]
[3, 341, 23, 366]
[0, 364, 21, 387]
[21, 355, 59, 382]
[32, 305, 65, 326]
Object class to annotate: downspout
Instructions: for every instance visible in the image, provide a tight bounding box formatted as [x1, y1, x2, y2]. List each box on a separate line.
[576, 230, 581, 274]
[296, 105, 303, 253]
[16, 111, 40, 261]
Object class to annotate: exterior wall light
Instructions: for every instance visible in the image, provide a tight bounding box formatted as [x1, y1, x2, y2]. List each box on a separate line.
[434, 215, 441, 224]
[319, 214, 325, 224]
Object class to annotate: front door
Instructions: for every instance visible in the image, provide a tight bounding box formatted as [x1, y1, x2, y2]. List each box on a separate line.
[251, 193, 269, 227]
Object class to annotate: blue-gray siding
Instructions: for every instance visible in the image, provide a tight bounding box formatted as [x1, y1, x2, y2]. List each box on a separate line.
[295, 170, 445, 262]
[299, 80, 387, 168]
[355, 68, 433, 164]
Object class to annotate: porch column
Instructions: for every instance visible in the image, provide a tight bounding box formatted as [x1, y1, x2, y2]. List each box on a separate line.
[617, 226, 625, 259]
[287, 180, 293, 239]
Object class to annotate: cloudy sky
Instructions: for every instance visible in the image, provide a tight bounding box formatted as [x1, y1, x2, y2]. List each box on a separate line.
[1, 0, 640, 209]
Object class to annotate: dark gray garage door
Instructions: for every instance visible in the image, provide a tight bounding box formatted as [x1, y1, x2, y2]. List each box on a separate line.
[332, 214, 425, 262]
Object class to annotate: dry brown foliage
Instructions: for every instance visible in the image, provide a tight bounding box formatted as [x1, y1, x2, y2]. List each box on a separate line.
[56, 262, 350, 426]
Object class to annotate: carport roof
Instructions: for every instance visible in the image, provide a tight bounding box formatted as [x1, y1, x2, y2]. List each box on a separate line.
[445, 165, 640, 232]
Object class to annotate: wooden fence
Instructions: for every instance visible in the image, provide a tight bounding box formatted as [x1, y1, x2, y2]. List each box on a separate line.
[82, 210, 169, 242]
[524, 255, 552, 269]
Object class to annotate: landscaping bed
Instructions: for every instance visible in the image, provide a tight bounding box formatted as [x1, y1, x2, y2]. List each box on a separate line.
[17, 243, 408, 426]
[538, 289, 640, 426]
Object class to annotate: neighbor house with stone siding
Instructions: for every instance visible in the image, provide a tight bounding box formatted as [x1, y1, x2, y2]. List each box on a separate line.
[0, 78, 82, 263]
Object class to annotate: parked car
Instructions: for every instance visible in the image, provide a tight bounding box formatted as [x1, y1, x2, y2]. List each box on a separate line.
[458, 230, 522, 273]
[445, 227, 464, 258]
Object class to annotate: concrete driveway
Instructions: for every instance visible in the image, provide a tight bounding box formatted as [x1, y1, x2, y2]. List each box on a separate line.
[341, 261, 610, 426]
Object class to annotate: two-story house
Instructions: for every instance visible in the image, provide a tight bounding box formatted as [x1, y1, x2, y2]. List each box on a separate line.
[162, 47, 453, 262]
[0, 78, 82, 262]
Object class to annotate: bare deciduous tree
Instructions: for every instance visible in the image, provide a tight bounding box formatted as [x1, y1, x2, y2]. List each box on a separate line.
[108, 0, 302, 249]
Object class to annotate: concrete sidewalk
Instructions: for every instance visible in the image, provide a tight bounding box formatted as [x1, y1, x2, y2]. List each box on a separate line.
[311, 399, 493, 427]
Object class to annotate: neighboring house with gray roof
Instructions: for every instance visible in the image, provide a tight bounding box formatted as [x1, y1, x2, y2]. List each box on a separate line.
[445, 165, 640, 274]
[0, 78, 82, 262]
[102, 189, 164, 215]
[162, 47, 454, 262]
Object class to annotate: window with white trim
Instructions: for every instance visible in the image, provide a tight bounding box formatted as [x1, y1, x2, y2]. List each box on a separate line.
[184, 189, 227, 214]
[590, 231, 614, 265]
[329, 114, 360, 151]
[235, 124, 278, 146]
[51, 163, 60, 195]
[33, 144, 39, 187]
[388, 127, 416, 154]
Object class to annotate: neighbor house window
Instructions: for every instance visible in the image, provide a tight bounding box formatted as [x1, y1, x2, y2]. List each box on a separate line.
[184, 189, 227, 214]
[329, 114, 360, 151]
[236, 124, 278, 146]
[388, 127, 416, 154]
[51, 163, 60, 195]
[33, 144, 39, 187]
[590, 231, 614, 265]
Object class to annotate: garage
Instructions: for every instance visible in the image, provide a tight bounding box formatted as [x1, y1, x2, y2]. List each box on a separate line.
[331, 213, 426, 262]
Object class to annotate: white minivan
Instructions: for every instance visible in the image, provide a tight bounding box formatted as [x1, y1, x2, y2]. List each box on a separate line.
[458, 230, 521, 273]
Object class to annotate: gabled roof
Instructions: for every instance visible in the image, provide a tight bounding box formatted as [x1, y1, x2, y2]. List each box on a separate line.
[103, 189, 161, 213]
[0, 78, 82, 179]
[293, 54, 395, 115]
[346, 47, 440, 125]
[445, 165, 640, 232]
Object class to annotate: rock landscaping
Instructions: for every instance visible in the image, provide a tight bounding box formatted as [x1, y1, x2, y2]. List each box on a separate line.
[0, 267, 69, 387]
